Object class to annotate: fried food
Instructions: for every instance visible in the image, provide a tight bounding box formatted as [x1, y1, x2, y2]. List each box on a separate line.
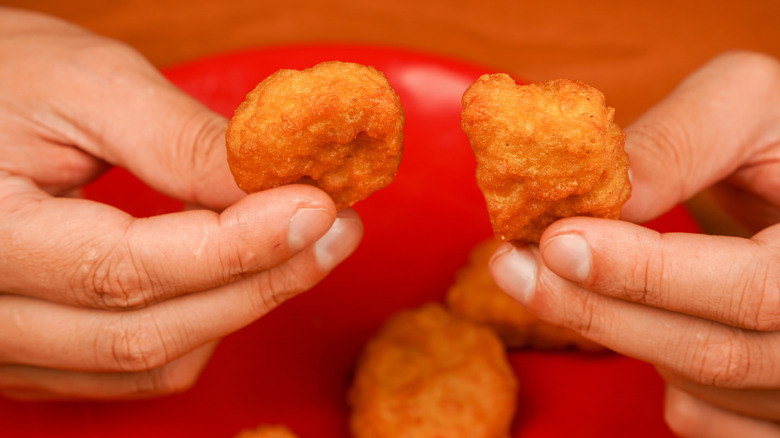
[348, 303, 517, 438]
[461, 75, 631, 244]
[446, 239, 605, 351]
[226, 61, 405, 210]
[233, 425, 299, 438]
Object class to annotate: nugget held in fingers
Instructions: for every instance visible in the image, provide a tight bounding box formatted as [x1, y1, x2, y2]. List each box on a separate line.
[226, 61, 405, 210]
[348, 303, 518, 438]
[461, 75, 631, 244]
[447, 239, 606, 351]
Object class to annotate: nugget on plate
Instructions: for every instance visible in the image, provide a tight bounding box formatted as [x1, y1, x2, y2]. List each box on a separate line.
[461, 75, 631, 244]
[233, 425, 299, 438]
[226, 61, 405, 210]
[446, 239, 605, 351]
[348, 303, 517, 438]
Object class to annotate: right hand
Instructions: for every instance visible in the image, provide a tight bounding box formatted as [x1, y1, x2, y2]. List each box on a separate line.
[489, 51, 780, 437]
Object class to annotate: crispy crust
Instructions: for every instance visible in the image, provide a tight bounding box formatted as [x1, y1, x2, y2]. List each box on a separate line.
[226, 61, 405, 210]
[461, 75, 631, 244]
[348, 303, 518, 438]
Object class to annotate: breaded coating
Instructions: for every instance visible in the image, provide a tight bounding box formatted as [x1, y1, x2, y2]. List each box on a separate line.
[461, 75, 631, 244]
[348, 303, 517, 438]
[226, 61, 405, 210]
[233, 425, 299, 438]
[446, 239, 606, 351]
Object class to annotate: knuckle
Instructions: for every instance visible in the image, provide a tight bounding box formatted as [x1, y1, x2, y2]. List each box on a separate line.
[545, 275, 604, 341]
[627, 118, 693, 199]
[624, 235, 669, 307]
[216, 237, 262, 284]
[248, 261, 315, 315]
[625, 253, 657, 304]
[256, 271, 298, 312]
[170, 113, 228, 202]
[85, 255, 146, 309]
[736, 255, 780, 331]
[78, 242, 153, 310]
[104, 313, 170, 372]
[689, 329, 751, 388]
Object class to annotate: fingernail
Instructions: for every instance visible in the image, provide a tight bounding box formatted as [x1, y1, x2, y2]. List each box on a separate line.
[489, 245, 538, 305]
[314, 210, 363, 271]
[288, 208, 334, 252]
[542, 234, 591, 283]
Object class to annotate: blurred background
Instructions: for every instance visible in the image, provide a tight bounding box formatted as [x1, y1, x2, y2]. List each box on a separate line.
[6, 0, 778, 124]
[5, 0, 778, 234]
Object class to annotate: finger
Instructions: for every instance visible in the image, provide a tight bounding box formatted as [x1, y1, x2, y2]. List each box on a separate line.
[664, 385, 780, 438]
[0, 210, 362, 372]
[660, 368, 780, 423]
[536, 217, 780, 331]
[489, 243, 780, 389]
[622, 51, 780, 223]
[0, 174, 337, 309]
[1, 10, 242, 208]
[0, 341, 217, 400]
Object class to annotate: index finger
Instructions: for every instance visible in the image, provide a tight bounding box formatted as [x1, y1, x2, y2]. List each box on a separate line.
[0, 174, 337, 309]
[490, 239, 780, 390]
[539, 217, 780, 332]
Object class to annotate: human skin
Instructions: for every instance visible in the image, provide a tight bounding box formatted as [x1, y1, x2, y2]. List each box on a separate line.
[0, 7, 363, 400]
[490, 51, 780, 437]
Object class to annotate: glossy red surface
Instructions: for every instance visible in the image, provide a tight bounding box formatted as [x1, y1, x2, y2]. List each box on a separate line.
[1, 46, 698, 437]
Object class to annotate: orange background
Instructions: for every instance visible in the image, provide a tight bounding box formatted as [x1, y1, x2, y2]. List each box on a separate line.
[5, 0, 780, 233]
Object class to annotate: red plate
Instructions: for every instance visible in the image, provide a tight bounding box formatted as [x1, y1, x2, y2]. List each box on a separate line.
[1, 45, 698, 437]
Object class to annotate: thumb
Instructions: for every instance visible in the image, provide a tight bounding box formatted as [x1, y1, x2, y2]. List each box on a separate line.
[116, 99, 241, 211]
[84, 63, 242, 210]
[34, 27, 245, 210]
[622, 51, 780, 223]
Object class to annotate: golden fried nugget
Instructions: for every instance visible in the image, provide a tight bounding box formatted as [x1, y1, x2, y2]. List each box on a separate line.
[233, 425, 299, 438]
[226, 61, 405, 210]
[446, 239, 605, 351]
[348, 303, 517, 438]
[461, 75, 631, 244]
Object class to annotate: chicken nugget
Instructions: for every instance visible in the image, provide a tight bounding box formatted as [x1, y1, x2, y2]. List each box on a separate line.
[446, 239, 605, 351]
[348, 303, 517, 438]
[233, 425, 299, 438]
[226, 61, 405, 210]
[461, 75, 631, 244]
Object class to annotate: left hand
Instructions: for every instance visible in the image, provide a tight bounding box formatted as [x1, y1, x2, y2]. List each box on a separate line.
[0, 7, 362, 400]
[490, 51, 780, 437]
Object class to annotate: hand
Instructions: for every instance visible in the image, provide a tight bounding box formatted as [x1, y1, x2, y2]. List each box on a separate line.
[0, 7, 363, 400]
[490, 51, 780, 437]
